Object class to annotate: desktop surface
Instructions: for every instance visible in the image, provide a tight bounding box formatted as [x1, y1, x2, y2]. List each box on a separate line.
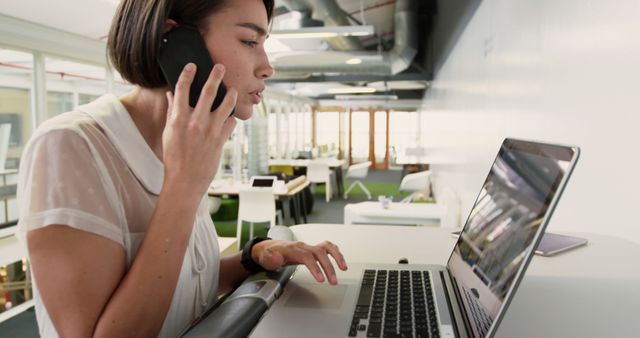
[250, 224, 640, 338]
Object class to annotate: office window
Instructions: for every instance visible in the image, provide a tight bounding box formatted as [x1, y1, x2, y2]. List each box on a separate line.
[79, 93, 100, 105]
[286, 106, 297, 157]
[46, 91, 73, 117]
[0, 49, 32, 231]
[350, 111, 370, 163]
[316, 111, 339, 156]
[389, 111, 419, 166]
[279, 107, 290, 158]
[110, 70, 134, 96]
[374, 110, 388, 164]
[0, 87, 30, 171]
[0, 49, 32, 170]
[267, 109, 277, 157]
[301, 107, 312, 151]
[267, 100, 313, 159]
[45, 57, 106, 117]
[286, 105, 312, 156]
[267, 104, 289, 158]
[340, 111, 349, 160]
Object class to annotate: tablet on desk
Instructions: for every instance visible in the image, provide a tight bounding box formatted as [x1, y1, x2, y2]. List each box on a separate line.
[250, 176, 277, 188]
[535, 232, 588, 256]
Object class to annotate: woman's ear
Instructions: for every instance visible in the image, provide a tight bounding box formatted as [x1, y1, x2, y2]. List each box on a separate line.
[162, 19, 178, 34]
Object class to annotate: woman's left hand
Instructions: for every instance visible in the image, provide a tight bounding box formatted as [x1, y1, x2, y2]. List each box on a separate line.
[252, 240, 348, 285]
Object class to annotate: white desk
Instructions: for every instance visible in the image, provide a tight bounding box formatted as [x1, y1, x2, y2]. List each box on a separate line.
[344, 201, 446, 226]
[268, 159, 346, 197]
[208, 180, 289, 196]
[207, 179, 311, 226]
[264, 224, 640, 337]
[268, 159, 345, 168]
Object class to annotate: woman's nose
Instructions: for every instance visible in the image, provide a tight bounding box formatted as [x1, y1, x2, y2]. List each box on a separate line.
[256, 50, 274, 79]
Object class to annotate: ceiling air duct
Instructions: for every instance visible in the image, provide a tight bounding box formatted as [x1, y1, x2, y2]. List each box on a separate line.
[273, 0, 419, 78]
[280, 0, 363, 51]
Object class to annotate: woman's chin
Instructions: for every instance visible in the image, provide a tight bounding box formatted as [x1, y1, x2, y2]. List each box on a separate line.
[231, 105, 253, 120]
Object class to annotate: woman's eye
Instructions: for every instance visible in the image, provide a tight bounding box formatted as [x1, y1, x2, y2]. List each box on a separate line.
[242, 40, 258, 48]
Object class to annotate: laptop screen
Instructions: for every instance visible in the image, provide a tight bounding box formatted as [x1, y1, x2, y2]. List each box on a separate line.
[447, 139, 578, 337]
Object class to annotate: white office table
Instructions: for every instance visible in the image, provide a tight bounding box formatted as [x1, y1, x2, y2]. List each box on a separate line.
[208, 180, 289, 196]
[208, 179, 311, 225]
[256, 224, 640, 337]
[268, 159, 345, 168]
[268, 159, 346, 196]
[344, 201, 445, 226]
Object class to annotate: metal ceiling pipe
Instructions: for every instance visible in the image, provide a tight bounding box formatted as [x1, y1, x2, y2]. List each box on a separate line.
[281, 0, 363, 51]
[273, 0, 419, 77]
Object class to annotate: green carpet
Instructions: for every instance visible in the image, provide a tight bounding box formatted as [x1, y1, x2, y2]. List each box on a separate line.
[316, 181, 411, 200]
[212, 220, 269, 248]
[211, 198, 239, 222]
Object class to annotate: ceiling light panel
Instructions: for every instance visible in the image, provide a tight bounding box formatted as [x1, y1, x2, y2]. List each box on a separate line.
[327, 87, 377, 94]
[270, 25, 375, 39]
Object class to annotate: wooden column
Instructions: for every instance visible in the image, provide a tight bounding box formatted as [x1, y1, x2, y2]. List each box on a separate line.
[369, 109, 375, 167]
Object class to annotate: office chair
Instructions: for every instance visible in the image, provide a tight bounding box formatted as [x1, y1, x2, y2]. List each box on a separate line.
[343, 161, 372, 199]
[399, 170, 431, 203]
[306, 160, 334, 202]
[237, 188, 281, 249]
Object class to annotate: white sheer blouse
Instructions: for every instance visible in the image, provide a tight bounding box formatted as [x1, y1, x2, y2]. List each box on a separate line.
[16, 94, 220, 338]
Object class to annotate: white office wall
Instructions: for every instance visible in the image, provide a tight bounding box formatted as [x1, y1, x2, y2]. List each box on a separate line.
[421, 0, 640, 242]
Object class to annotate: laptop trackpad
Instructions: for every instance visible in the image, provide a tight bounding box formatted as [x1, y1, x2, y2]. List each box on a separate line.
[284, 284, 348, 309]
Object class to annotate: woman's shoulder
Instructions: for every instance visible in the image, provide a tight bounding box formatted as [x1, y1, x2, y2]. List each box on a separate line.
[36, 110, 94, 133]
[23, 106, 121, 173]
[30, 94, 121, 146]
[22, 112, 98, 165]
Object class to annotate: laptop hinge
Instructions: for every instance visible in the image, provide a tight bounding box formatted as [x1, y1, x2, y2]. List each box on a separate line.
[441, 269, 471, 338]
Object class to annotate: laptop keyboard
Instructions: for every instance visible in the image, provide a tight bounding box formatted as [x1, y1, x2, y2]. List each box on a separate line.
[349, 269, 440, 338]
[462, 286, 491, 337]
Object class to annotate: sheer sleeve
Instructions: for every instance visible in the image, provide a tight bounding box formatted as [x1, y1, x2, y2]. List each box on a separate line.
[17, 128, 125, 247]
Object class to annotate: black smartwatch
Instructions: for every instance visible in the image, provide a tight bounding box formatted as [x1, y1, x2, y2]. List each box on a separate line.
[241, 237, 271, 273]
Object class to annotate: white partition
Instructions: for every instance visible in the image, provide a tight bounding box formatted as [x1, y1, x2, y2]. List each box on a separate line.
[421, 0, 640, 243]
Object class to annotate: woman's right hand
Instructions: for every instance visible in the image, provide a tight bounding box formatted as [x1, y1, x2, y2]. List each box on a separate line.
[162, 62, 237, 198]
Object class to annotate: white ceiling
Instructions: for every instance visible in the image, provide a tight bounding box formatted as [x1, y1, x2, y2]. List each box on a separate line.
[0, 0, 412, 99]
[0, 0, 396, 42]
[1, 0, 118, 40]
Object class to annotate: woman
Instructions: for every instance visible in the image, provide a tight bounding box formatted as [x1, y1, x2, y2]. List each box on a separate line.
[16, 0, 347, 337]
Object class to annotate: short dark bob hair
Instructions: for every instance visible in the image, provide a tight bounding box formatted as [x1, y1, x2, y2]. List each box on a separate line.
[107, 0, 274, 88]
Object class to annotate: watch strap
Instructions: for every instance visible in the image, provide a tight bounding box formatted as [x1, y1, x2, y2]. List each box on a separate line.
[241, 237, 271, 273]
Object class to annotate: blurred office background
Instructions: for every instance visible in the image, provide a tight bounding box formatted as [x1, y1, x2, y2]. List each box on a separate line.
[1, 0, 640, 334]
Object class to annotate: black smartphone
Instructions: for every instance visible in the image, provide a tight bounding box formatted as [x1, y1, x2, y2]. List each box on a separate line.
[158, 25, 232, 114]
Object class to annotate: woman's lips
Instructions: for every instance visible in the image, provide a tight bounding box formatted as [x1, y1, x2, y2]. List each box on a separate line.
[250, 91, 261, 104]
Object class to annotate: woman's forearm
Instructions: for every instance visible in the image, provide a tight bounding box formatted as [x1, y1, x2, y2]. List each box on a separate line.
[93, 182, 202, 337]
[218, 253, 251, 295]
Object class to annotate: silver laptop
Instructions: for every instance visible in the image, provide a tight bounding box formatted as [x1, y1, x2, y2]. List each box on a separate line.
[251, 138, 580, 338]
